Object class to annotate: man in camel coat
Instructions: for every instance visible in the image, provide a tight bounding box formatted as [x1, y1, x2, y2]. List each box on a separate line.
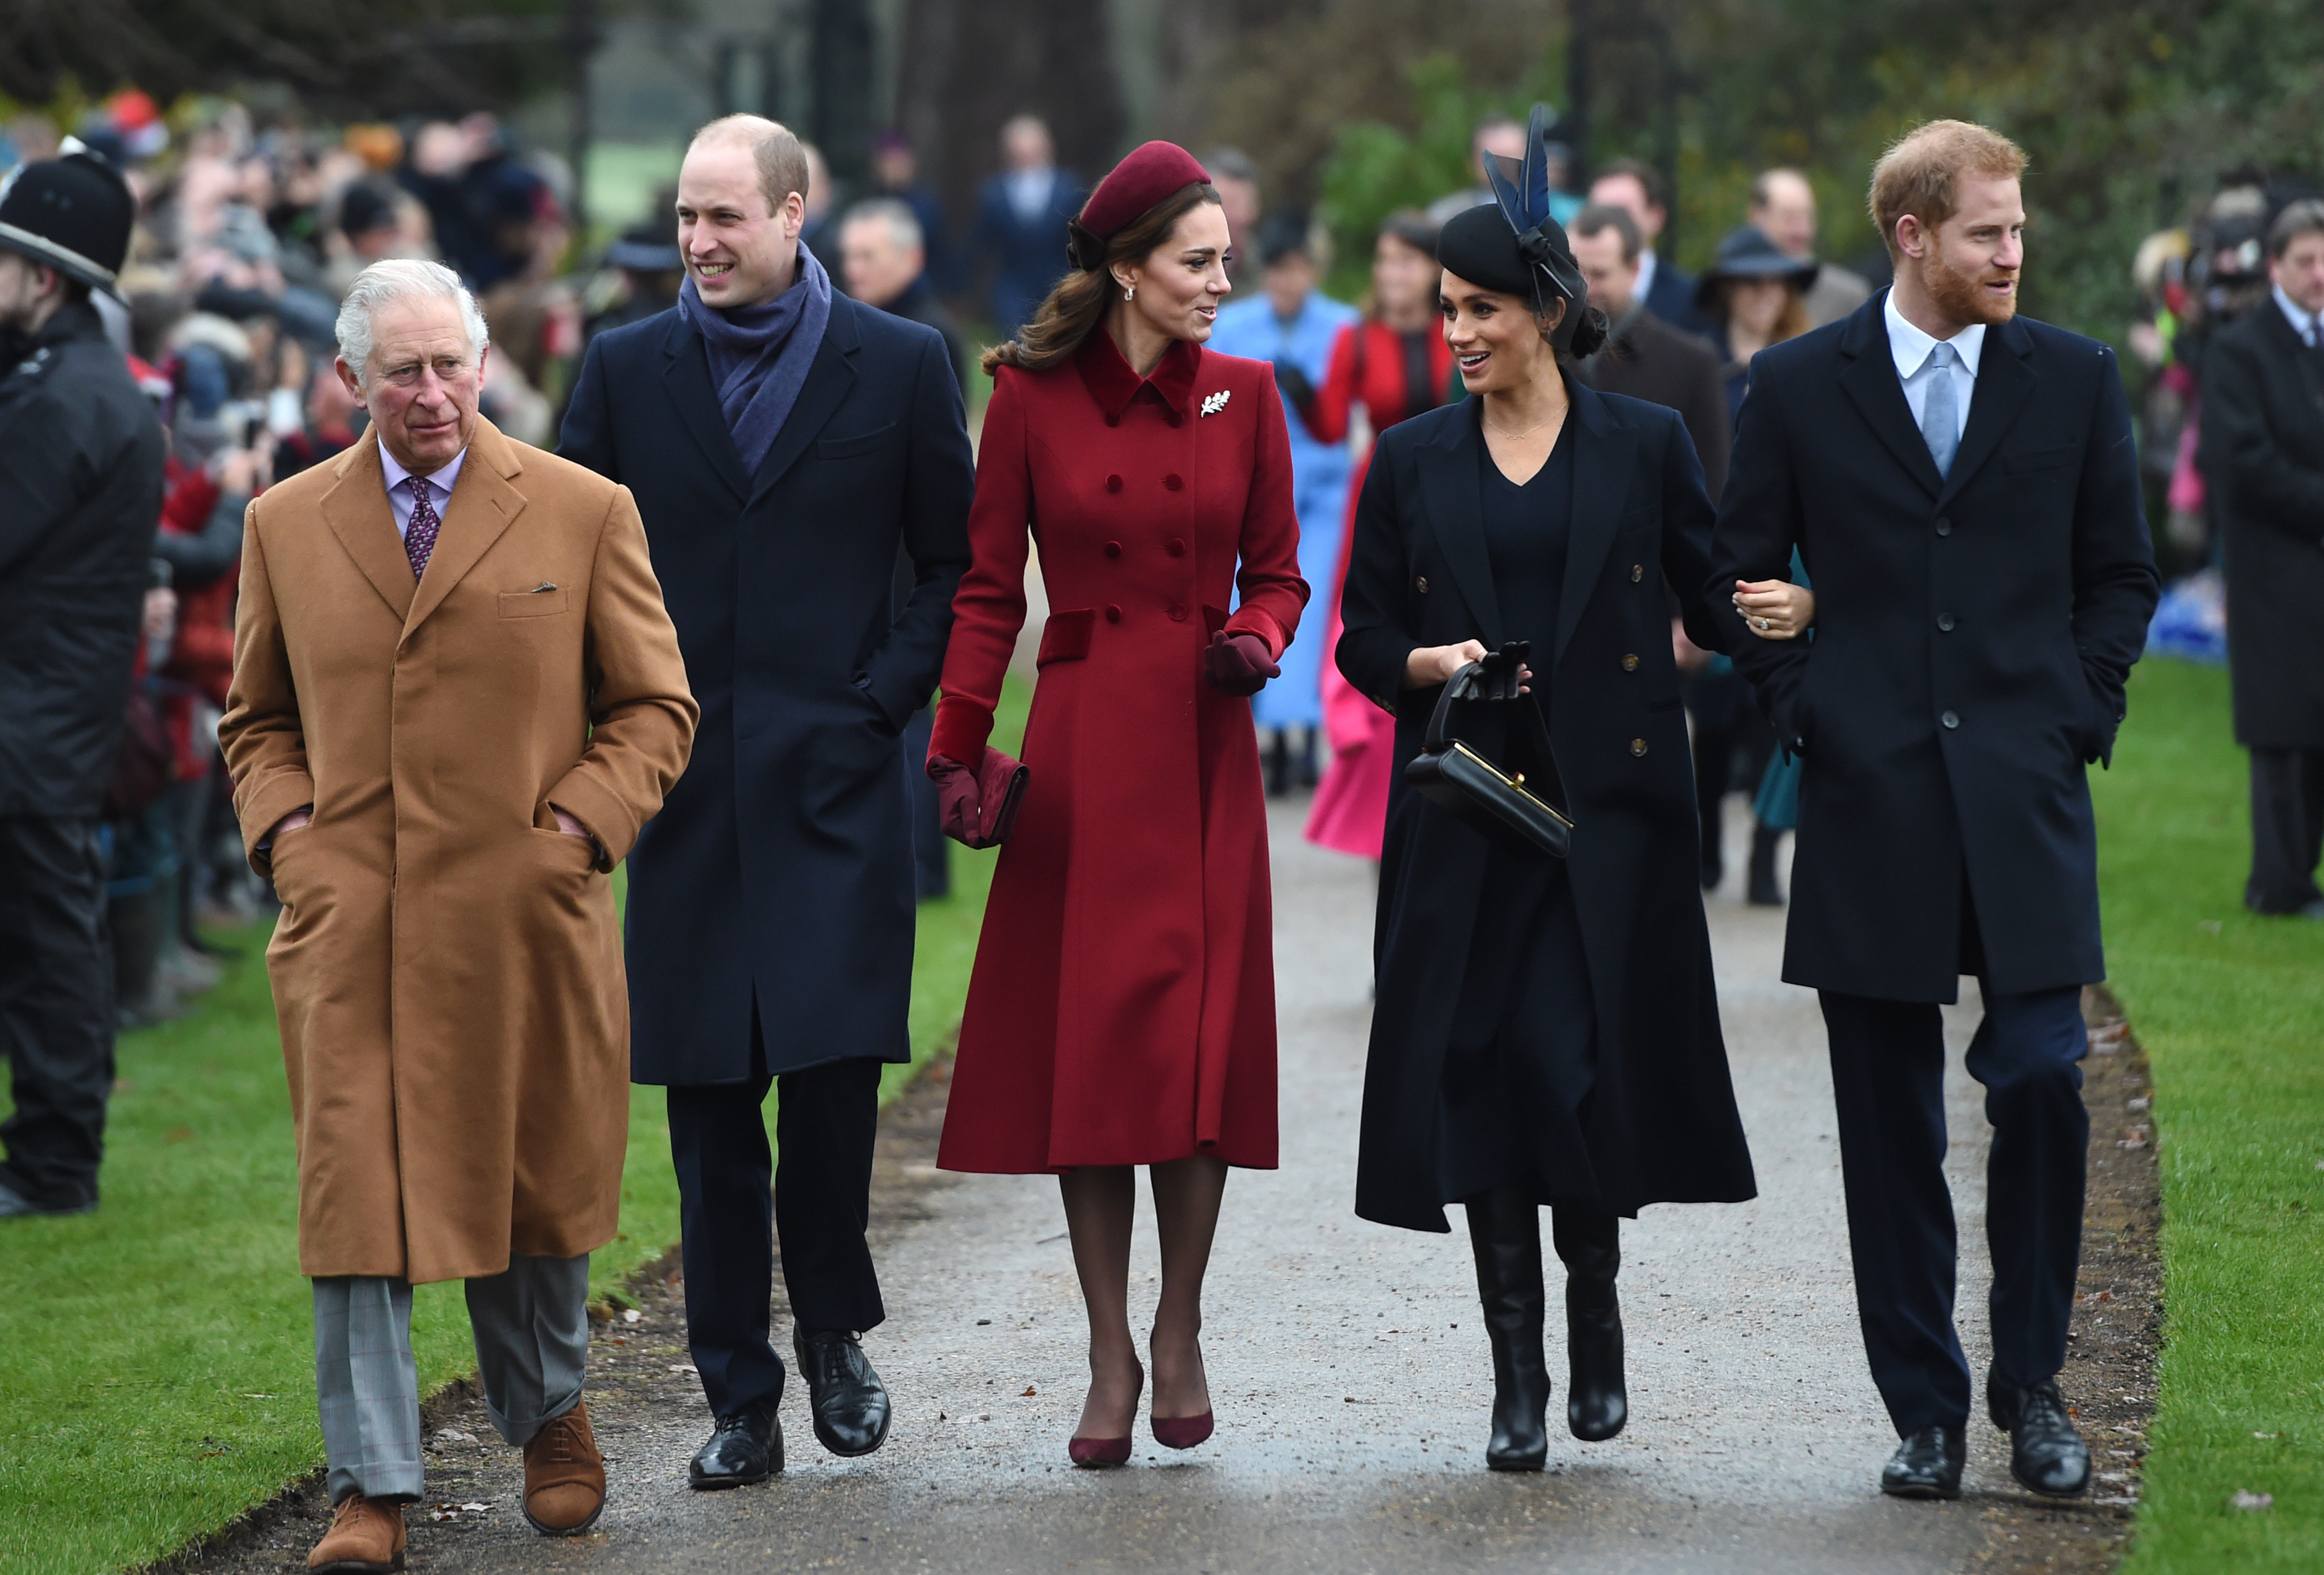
[222, 259, 696, 1571]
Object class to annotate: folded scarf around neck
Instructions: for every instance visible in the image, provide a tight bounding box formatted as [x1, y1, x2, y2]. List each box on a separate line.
[680, 239, 835, 478]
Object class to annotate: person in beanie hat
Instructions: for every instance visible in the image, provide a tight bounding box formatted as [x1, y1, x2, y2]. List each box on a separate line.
[0, 146, 168, 1220]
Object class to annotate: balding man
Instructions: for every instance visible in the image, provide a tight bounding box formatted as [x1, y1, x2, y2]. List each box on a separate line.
[559, 115, 975, 1491]
[1749, 167, 1874, 328]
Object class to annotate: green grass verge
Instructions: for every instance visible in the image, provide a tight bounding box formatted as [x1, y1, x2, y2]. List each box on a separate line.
[0, 680, 1025, 1574]
[2096, 659, 2324, 1572]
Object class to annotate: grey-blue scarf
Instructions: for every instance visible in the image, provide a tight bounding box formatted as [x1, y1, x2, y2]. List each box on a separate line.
[679, 239, 834, 478]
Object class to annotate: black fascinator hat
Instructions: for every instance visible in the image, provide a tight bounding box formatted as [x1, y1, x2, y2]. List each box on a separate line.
[1436, 104, 1589, 351]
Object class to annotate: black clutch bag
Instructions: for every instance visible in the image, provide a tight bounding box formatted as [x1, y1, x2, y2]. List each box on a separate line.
[1402, 649, 1574, 859]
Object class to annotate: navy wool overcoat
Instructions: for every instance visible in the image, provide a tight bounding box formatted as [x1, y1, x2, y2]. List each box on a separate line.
[560, 293, 975, 1084]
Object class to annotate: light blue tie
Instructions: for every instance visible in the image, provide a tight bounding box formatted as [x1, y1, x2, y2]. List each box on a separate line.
[1920, 341, 1959, 478]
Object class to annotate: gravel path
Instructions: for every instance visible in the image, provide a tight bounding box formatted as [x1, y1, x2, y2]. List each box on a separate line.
[194, 797, 2037, 1574]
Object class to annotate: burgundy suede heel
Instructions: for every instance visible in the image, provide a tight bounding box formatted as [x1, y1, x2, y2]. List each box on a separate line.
[1151, 1410, 1215, 1450]
[1068, 1434, 1133, 1468]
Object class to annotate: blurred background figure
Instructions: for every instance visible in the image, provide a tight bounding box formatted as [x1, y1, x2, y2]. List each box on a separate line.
[967, 114, 1083, 339]
[1209, 209, 1358, 795]
[1747, 168, 1872, 328]
[871, 131, 950, 292]
[1568, 202, 1730, 499]
[798, 140, 839, 260]
[841, 197, 967, 385]
[2199, 199, 2324, 920]
[584, 223, 685, 344]
[1588, 157, 1710, 339]
[1300, 209, 1454, 860]
[1430, 114, 1578, 228]
[1697, 223, 1817, 420]
[1203, 148, 1262, 281]
[397, 114, 560, 293]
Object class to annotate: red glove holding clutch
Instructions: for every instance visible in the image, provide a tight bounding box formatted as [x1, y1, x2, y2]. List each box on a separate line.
[1202, 630, 1280, 697]
[927, 748, 1030, 849]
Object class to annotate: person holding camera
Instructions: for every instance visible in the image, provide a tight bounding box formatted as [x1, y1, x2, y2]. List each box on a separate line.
[1334, 117, 1759, 1473]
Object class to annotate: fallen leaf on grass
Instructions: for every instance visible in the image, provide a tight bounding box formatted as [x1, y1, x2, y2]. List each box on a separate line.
[623, 1307, 642, 1324]
[2233, 1490, 2273, 1512]
[166, 1126, 194, 1144]
[2196, 919, 2222, 935]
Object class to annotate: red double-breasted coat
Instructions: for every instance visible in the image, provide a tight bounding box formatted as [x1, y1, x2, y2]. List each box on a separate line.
[929, 332, 1308, 1173]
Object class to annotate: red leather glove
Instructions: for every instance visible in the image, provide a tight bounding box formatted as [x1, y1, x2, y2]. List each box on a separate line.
[1202, 630, 1280, 697]
[927, 749, 1030, 849]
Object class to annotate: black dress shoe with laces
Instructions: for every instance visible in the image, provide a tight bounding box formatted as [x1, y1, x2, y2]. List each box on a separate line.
[793, 1328, 893, 1458]
[688, 1401, 782, 1489]
[1880, 1425, 1965, 1499]
[1988, 1368, 2091, 1497]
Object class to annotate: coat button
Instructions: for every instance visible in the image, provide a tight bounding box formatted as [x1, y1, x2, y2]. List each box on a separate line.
[1941, 709, 1960, 729]
[1621, 654, 1639, 671]
[1106, 604, 1122, 623]
[1106, 413, 1120, 428]
[1937, 613, 1955, 631]
[1164, 473, 1184, 491]
[1104, 541, 1122, 559]
[1416, 576, 1430, 593]
[1935, 516, 1952, 536]
[1168, 603, 1189, 622]
[1106, 475, 1123, 492]
[1167, 412, 1183, 428]
[1167, 538, 1186, 557]
[1630, 563, 1644, 582]
[1630, 738, 1648, 757]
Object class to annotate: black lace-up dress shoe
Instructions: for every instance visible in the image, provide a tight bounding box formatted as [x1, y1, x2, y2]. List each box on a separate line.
[1880, 1425, 1965, 1499]
[794, 1328, 893, 1457]
[688, 1401, 782, 1489]
[1989, 1368, 2092, 1497]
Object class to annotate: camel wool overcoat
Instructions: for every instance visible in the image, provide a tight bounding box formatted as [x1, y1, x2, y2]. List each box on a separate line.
[221, 420, 698, 1284]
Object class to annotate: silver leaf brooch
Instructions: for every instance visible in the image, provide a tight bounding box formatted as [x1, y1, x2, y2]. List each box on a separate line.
[1200, 389, 1231, 417]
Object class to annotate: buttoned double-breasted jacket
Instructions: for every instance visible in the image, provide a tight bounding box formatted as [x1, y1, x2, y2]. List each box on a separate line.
[221, 420, 697, 1282]
[930, 333, 1309, 1173]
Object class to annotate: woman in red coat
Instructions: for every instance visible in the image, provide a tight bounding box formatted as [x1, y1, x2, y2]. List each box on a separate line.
[1300, 210, 1459, 860]
[927, 143, 1307, 1467]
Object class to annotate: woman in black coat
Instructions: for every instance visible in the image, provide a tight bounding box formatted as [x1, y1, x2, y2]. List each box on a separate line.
[1336, 130, 1757, 1473]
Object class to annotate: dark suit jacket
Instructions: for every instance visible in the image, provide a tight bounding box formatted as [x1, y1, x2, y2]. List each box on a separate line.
[1575, 305, 1733, 501]
[968, 170, 1083, 336]
[1707, 293, 2159, 1002]
[1642, 255, 1712, 341]
[559, 294, 975, 1083]
[1337, 383, 1754, 1229]
[2200, 298, 2324, 748]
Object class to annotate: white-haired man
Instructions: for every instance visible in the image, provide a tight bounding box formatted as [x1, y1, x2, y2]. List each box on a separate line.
[222, 258, 697, 1569]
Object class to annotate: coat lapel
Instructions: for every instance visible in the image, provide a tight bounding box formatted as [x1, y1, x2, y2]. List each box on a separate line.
[1837, 293, 1944, 499]
[1414, 404, 1503, 646]
[1555, 380, 1633, 667]
[1938, 315, 2036, 506]
[748, 297, 862, 499]
[405, 418, 527, 634]
[319, 437, 416, 623]
[661, 313, 752, 502]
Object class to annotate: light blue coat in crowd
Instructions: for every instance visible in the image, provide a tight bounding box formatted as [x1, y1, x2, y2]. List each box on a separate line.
[1209, 287, 1360, 730]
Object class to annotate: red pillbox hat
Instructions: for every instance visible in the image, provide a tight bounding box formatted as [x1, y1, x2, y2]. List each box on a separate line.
[1067, 141, 1210, 268]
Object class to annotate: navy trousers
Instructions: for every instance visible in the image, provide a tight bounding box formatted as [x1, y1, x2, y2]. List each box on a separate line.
[665, 999, 886, 1419]
[1819, 982, 2089, 1436]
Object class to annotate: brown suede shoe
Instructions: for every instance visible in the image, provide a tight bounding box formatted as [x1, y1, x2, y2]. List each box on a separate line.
[522, 1399, 607, 1535]
[307, 1494, 405, 1572]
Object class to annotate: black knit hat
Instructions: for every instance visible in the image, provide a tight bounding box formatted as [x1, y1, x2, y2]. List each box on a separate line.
[0, 145, 136, 297]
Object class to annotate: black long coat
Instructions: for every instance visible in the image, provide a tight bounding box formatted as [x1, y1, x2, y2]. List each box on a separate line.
[1707, 295, 2159, 1004]
[0, 302, 166, 815]
[559, 293, 975, 1084]
[2199, 299, 2324, 749]
[1338, 383, 1757, 1232]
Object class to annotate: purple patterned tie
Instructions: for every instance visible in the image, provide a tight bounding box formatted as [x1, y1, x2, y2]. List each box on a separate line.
[404, 477, 441, 581]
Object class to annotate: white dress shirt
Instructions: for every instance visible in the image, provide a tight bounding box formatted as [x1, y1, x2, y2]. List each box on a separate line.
[1633, 248, 1659, 309]
[2275, 283, 2320, 347]
[378, 441, 467, 542]
[1005, 167, 1057, 225]
[1884, 289, 1983, 444]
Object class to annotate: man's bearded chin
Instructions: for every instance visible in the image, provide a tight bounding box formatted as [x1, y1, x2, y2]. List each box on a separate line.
[1924, 235, 2017, 326]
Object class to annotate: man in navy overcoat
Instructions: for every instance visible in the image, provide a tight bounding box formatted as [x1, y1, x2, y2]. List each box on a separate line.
[1707, 120, 2157, 1502]
[560, 115, 974, 1488]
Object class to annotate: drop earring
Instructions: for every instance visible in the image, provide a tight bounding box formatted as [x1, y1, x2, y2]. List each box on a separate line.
[1125, 284, 1136, 302]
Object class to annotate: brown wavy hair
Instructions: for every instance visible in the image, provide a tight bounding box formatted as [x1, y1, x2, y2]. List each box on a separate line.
[981, 182, 1222, 376]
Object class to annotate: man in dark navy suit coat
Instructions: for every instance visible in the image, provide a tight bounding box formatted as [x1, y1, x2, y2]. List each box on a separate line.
[964, 114, 1083, 338]
[1707, 121, 2157, 1503]
[560, 115, 973, 1490]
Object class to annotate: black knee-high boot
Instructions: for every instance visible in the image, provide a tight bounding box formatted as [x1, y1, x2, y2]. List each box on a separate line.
[1465, 1185, 1549, 1471]
[1553, 1205, 1626, 1441]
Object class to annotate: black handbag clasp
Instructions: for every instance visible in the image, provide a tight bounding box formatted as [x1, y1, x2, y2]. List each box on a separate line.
[1403, 649, 1573, 858]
